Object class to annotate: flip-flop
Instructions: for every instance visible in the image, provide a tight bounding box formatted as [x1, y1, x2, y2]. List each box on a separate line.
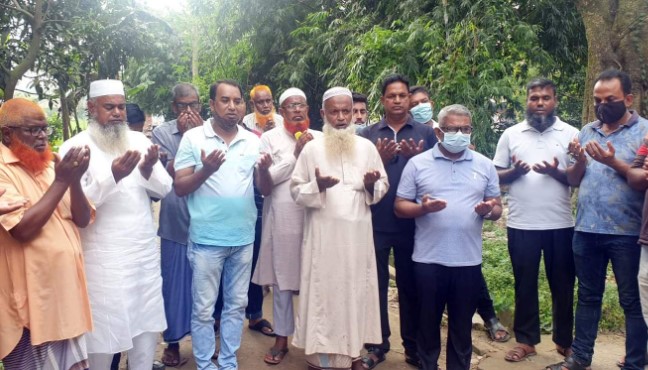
[504, 345, 536, 362]
[264, 347, 289, 365]
[249, 318, 276, 337]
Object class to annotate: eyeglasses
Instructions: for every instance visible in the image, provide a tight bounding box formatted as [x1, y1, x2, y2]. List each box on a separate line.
[8, 126, 54, 136]
[282, 103, 307, 111]
[175, 102, 202, 111]
[440, 126, 473, 134]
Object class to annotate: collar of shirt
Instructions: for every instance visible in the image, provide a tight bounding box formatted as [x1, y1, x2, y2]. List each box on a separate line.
[202, 118, 249, 147]
[171, 119, 181, 136]
[520, 117, 568, 133]
[376, 116, 417, 131]
[431, 142, 473, 162]
[589, 110, 640, 131]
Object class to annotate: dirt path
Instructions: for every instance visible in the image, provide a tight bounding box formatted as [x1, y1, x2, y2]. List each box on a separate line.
[113, 291, 636, 370]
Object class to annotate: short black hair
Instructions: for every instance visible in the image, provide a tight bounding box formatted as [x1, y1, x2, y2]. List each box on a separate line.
[526, 78, 556, 96]
[126, 103, 145, 124]
[352, 92, 367, 104]
[409, 85, 430, 97]
[596, 69, 632, 95]
[209, 80, 244, 101]
[381, 74, 410, 96]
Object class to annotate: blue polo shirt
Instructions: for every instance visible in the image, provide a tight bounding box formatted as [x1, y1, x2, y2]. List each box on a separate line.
[397, 144, 500, 266]
[174, 120, 260, 246]
[358, 117, 437, 233]
[575, 111, 648, 236]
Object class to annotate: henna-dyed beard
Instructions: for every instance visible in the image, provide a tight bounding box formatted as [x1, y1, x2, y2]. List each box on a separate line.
[254, 109, 276, 130]
[8, 135, 53, 174]
[284, 117, 310, 136]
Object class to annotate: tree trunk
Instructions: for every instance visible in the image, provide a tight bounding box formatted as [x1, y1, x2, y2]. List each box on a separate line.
[577, 0, 648, 123]
[192, 32, 199, 81]
[59, 87, 71, 140]
[3, 0, 46, 99]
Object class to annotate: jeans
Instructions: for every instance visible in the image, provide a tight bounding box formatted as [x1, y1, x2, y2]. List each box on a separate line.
[572, 232, 647, 369]
[214, 216, 264, 321]
[188, 242, 253, 370]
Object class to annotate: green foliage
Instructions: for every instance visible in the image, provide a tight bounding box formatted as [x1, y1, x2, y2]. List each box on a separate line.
[482, 220, 625, 333]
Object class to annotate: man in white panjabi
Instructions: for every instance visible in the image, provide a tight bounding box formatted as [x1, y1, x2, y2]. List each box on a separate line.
[290, 87, 388, 370]
[252, 87, 322, 365]
[59, 80, 173, 370]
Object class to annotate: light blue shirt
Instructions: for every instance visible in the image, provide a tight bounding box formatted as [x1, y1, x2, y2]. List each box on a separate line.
[397, 144, 500, 266]
[575, 111, 648, 236]
[175, 120, 261, 246]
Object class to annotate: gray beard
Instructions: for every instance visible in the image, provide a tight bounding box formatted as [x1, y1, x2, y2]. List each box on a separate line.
[526, 110, 556, 132]
[323, 120, 356, 160]
[87, 118, 130, 156]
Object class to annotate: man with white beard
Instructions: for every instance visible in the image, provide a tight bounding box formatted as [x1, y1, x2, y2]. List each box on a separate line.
[290, 87, 388, 370]
[59, 79, 173, 370]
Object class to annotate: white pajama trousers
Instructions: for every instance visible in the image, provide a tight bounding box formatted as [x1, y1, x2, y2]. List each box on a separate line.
[273, 285, 296, 337]
[87, 332, 158, 370]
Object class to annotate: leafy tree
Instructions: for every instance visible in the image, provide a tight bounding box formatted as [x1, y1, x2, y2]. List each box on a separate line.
[576, 0, 648, 120]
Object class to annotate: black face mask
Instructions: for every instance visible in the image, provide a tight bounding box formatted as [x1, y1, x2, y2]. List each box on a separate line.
[595, 100, 627, 124]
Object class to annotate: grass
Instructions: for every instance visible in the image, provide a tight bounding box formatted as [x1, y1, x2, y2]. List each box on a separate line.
[481, 219, 625, 333]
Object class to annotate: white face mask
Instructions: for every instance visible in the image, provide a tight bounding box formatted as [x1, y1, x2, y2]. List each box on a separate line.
[440, 131, 471, 153]
[410, 102, 433, 124]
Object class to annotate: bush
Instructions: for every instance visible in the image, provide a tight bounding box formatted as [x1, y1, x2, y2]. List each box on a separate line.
[482, 220, 625, 333]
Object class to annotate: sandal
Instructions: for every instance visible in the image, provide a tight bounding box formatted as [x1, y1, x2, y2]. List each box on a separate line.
[504, 345, 536, 362]
[404, 351, 422, 368]
[545, 356, 588, 370]
[484, 317, 511, 343]
[161, 346, 188, 367]
[556, 345, 573, 359]
[361, 347, 386, 369]
[249, 318, 276, 337]
[264, 347, 289, 365]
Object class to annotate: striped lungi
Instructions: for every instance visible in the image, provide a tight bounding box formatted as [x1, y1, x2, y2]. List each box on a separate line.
[2, 329, 88, 370]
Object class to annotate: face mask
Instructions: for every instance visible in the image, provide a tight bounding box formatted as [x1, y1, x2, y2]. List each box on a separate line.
[595, 100, 627, 124]
[410, 102, 433, 124]
[440, 131, 471, 153]
[354, 123, 367, 132]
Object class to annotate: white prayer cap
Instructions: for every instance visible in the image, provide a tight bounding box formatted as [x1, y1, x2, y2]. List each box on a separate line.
[322, 86, 352, 105]
[89, 79, 125, 98]
[279, 87, 306, 105]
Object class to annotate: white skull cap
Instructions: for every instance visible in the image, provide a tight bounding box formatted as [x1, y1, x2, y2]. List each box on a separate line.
[89, 79, 125, 98]
[322, 86, 352, 105]
[279, 87, 307, 105]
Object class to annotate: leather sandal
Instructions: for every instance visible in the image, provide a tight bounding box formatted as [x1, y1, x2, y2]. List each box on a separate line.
[504, 345, 536, 362]
[484, 317, 511, 342]
[545, 356, 588, 370]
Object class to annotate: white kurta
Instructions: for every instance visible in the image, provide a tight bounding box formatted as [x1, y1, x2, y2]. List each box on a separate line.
[290, 135, 388, 357]
[59, 130, 172, 354]
[252, 128, 322, 291]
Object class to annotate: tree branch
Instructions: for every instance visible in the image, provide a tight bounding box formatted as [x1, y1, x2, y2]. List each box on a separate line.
[0, 3, 34, 20]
